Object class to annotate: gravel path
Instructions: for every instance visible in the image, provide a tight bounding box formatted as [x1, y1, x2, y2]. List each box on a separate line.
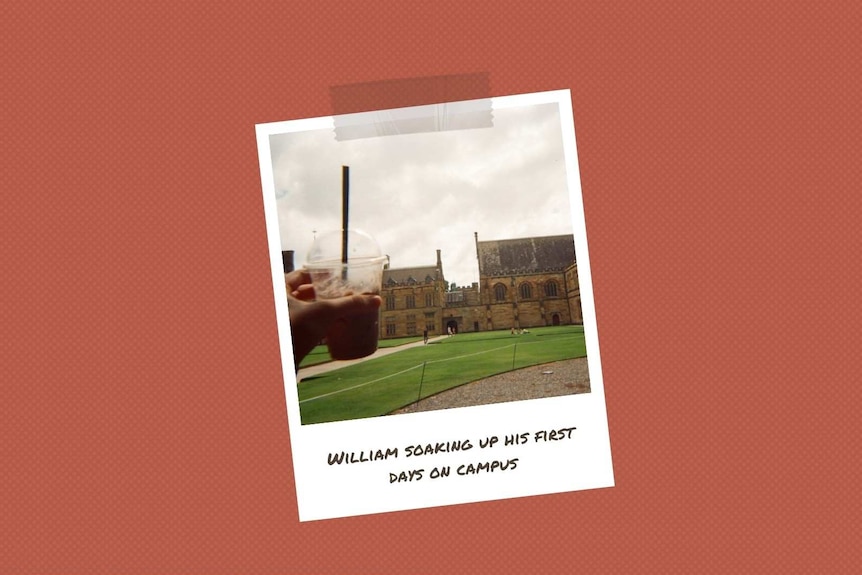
[391, 357, 591, 414]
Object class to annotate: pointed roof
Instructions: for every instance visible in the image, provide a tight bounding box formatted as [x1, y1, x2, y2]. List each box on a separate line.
[383, 265, 442, 286]
[477, 234, 575, 277]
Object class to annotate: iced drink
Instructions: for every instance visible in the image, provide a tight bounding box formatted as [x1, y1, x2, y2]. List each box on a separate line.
[305, 230, 385, 360]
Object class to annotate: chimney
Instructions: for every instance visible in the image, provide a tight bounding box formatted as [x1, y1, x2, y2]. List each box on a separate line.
[282, 250, 295, 273]
[436, 249, 442, 269]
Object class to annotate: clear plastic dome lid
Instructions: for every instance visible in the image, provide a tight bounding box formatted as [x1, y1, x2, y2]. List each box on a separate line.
[306, 229, 382, 266]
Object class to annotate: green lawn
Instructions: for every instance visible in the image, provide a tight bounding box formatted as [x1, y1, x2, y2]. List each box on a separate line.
[297, 325, 587, 425]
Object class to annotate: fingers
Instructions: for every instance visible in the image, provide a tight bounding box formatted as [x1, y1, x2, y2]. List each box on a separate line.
[322, 293, 381, 318]
[291, 283, 316, 301]
[286, 269, 315, 301]
[285, 269, 312, 290]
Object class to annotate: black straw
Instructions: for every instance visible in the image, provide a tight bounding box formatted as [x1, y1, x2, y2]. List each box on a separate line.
[341, 166, 349, 278]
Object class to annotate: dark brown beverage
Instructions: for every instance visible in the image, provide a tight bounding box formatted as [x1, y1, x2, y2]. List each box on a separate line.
[325, 306, 380, 360]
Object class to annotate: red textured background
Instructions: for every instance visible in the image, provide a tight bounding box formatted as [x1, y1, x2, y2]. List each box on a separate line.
[2, 1, 860, 573]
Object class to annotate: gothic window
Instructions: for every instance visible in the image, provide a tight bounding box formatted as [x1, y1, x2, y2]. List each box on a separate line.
[519, 282, 533, 299]
[494, 283, 507, 302]
[544, 281, 558, 297]
[425, 292, 433, 307]
[385, 295, 396, 310]
[406, 295, 416, 308]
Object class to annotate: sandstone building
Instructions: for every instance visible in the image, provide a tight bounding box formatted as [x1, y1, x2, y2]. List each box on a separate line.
[474, 233, 582, 332]
[375, 233, 582, 339]
[379, 249, 453, 338]
[284, 233, 582, 340]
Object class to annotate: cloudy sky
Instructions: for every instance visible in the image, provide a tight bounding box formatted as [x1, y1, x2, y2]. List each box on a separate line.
[269, 98, 577, 288]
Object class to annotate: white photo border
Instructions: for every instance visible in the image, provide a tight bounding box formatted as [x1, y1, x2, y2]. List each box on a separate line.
[256, 90, 614, 521]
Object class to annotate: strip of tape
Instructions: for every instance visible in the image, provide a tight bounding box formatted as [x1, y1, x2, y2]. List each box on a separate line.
[330, 73, 493, 141]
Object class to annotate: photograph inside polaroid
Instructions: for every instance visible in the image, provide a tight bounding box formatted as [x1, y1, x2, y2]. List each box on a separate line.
[257, 90, 613, 521]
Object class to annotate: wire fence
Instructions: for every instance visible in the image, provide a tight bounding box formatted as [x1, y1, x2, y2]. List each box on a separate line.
[298, 334, 586, 424]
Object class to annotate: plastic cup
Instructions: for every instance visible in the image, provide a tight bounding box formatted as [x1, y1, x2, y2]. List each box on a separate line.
[305, 230, 385, 360]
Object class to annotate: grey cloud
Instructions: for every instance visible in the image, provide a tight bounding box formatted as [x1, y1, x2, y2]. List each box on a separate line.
[271, 101, 575, 287]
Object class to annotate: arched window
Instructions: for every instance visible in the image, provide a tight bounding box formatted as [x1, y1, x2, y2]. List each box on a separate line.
[519, 282, 532, 299]
[494, 283, 507, 302]
[544, 281, 558, 297]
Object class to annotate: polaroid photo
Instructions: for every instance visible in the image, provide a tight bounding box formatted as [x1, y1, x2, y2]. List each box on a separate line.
[256, 89, 614, 521]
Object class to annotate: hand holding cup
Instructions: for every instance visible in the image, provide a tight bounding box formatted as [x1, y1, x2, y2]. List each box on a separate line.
[285, 269, 382, 370]
[302, 229, 386, 361]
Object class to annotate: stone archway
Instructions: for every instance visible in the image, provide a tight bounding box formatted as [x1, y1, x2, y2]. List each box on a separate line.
[552, 313, 561, 326]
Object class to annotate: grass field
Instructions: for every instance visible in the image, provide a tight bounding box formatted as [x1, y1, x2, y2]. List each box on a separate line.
[297, 325, 587, 425]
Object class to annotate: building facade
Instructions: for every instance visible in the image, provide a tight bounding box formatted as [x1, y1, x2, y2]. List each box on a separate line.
[378, 250, 450, 338]
[475, 233, 582, 332]
[375, 233, 582, 340]
[284, 233, 582, 340]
